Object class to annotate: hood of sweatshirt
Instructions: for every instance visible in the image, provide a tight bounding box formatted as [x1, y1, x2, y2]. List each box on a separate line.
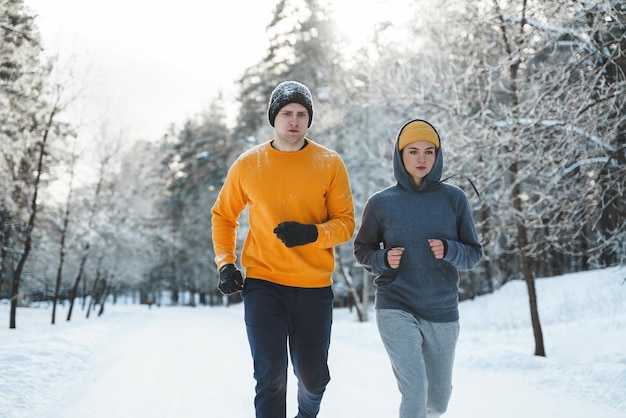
[393, 119, 443, 193]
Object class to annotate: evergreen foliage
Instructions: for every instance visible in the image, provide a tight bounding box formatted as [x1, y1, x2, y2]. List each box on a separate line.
[1, 0, 624, 327]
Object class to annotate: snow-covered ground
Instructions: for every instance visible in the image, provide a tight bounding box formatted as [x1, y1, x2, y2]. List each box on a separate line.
[2, 267, 625, 418]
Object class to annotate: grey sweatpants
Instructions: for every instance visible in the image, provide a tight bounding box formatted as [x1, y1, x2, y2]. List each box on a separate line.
[376, 309, 459, 418]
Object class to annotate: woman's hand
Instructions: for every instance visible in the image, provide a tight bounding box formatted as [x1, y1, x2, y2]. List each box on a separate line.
[387, 247, 405, 268]
[428, 239, 445, 259]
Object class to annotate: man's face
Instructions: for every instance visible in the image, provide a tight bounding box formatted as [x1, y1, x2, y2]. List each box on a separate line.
[272, 103, 309, 151]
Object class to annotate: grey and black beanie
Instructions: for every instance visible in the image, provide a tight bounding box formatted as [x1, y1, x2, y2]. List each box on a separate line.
[267, 81, 314, 128]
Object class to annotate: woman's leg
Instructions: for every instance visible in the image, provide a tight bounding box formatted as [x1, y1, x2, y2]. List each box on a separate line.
[420, 319, 459, 418]
[377, 309, 428, 418]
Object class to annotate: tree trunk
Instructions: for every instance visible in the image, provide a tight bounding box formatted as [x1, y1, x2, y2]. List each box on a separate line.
[52, 145, 77, 325]
[335, 248, 365, 322]
[10, 109, 53, 328]
[51, 244, 65, 325]
[86, 276, 100, 319]
[67, 248, 89, 321]
[512, 161, 546, 357]
[521, 254, 545, 356]
[494, 0, 545, 356]
[97, 279, 108, 317]
[51, 216, 69, 324]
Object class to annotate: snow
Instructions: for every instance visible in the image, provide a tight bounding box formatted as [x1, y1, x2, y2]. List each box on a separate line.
[2, 267, 625, 418]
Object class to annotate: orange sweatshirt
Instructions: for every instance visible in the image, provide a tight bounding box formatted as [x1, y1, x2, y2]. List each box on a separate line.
[211, 140, 355, 288]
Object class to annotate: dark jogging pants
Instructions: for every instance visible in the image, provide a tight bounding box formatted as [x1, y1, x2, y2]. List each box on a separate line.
[242, 278, 334, 418]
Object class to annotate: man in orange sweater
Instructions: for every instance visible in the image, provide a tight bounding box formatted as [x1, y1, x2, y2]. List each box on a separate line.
[211, 80, 355, 418]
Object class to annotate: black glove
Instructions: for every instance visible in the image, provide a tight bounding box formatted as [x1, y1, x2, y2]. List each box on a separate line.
[217, 264, 244, 295]
[273, 221, 318, 248]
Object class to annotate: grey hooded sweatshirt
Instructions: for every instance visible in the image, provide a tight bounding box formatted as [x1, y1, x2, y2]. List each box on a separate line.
[353, 119, 483, 322]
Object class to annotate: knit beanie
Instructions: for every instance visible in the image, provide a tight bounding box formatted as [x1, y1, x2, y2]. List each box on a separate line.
[398, 120, 440, 150]
[267, 81, 314, 128]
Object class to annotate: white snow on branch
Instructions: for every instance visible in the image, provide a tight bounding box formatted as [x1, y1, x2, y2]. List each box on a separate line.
[493, 118, 616, 152]
[502, 15, 592, 47]
[563, 157, 609, 175]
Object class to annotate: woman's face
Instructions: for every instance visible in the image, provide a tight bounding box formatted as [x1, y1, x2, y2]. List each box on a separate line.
[401, 141, 437, 186]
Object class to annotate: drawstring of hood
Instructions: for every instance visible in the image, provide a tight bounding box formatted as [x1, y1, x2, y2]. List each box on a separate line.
[441, 174, 481, 199]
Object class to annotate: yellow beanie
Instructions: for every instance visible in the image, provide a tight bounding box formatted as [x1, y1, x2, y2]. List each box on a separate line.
[398, 120, 440, 150]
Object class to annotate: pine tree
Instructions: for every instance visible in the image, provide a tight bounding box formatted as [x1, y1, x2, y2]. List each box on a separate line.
[1, 0, 52, 327]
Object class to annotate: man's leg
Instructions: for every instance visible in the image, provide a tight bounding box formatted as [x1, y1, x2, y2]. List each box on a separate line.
[243, 279, 289, 418]
[288, 286, 334, 418]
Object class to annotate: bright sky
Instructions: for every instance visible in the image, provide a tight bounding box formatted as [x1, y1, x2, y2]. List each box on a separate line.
[24, 0, 410, 140]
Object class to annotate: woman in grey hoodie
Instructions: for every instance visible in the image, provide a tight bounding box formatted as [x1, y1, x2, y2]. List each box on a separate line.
[353, 119, 483, 418]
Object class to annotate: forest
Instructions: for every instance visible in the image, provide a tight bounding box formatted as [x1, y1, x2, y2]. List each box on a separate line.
[1, 0, 625, 349]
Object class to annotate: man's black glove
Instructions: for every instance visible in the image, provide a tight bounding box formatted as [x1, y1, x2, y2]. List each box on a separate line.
[273, 221, 318, 248]
[217, 264, 244, 295]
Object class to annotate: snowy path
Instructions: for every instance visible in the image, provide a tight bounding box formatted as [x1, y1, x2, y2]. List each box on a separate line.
[50, 306, 400, 417]
[52, 307, 255, 417]
[42, 307, 625, 418]
[2, 269, 625, 418]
